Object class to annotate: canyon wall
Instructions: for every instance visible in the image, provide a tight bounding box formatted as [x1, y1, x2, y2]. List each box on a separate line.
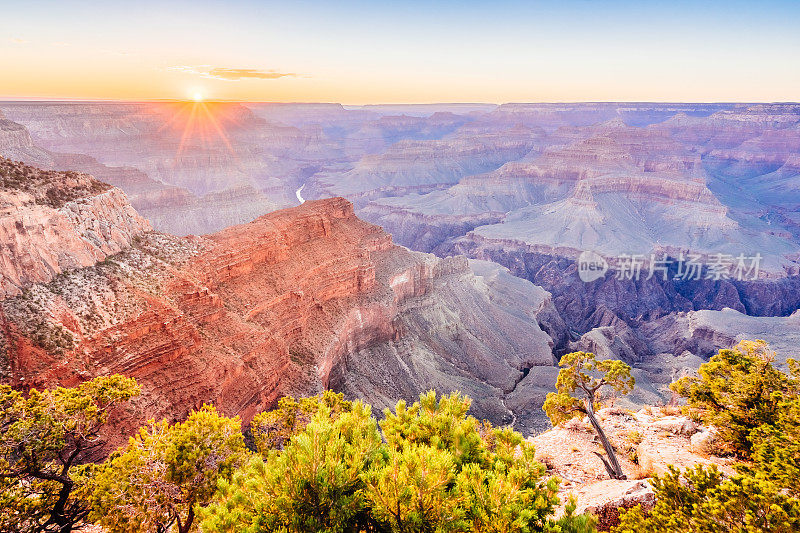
[0, 196, 561, 444]
[3, 102, 800, 425]
[353, 106, 800, 342]
[0, 157, 151, 299]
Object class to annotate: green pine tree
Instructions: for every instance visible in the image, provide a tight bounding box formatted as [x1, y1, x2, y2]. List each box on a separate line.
[0, 375, 139, 533]
[542, 352, 634, 479]
[87, 404, 247, 533]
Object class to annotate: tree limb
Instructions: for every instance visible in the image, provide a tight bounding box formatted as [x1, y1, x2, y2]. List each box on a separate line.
[592, 451, 618, 479]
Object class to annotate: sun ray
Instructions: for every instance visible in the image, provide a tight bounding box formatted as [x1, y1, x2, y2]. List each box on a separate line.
[175, 101, 200, 160]
[156, 101, 193, 134]
[156, 97, 242, 164]
[199, 103, 239, 164]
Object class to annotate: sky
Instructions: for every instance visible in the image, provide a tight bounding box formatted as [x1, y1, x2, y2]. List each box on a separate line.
[0, 0, 798, 104]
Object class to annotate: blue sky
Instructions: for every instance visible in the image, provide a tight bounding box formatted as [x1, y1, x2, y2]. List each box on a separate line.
[1, 0, 798, 102]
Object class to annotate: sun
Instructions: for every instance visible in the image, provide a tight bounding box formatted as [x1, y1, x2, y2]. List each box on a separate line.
[192, 92, 204, 102]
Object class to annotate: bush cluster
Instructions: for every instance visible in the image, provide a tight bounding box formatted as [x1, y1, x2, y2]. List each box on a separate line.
[0, 157, 110, 208]
[200, 391, 595, 533]
[3, 340, 799, 533]
[614, 340, 800, 532]
[1, 385, 595, 533]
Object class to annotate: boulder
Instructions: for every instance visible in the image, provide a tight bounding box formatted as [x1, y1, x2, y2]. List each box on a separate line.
[636, 436, 733, 477]
[650, 416, 698, 436]
[690, 427, 722, 455]
[572, 479, 655, 531]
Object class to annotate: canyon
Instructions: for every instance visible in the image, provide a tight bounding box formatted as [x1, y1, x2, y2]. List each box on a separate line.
[0, 158, 151, 299]
[0, 159, 563, 440]
[342, 104, 800, 365]
[1, 102, 799, 436]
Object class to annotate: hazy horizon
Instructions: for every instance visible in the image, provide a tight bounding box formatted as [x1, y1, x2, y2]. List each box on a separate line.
[1, 99, 798, 105]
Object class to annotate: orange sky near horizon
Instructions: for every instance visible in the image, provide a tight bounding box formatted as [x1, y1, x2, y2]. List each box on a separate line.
[1, 1, 798, 104]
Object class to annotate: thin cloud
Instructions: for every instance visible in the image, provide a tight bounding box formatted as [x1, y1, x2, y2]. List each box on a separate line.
[168, 65, 296, 81]
[10, 38, 29, 44]
[207, 68, 295, 80]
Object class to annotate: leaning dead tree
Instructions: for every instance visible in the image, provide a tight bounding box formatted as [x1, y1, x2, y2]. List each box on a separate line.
[543, 351, 635, 480]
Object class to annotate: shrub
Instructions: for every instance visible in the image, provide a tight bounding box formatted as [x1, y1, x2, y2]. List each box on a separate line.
[0, 375, 139, 533]
[380, 391, 487, 470]
[625, 431, 643, 446]
[202, 391, 597, 533]
[627, 341, 800, 531]
[614, 465, 800, 533]
[671, 340, 799, 457]
[365, 442, 464, 532]
[250, 390, 354, 454]
[747, 395, 800, 497]
[87, 404, 247, 533]
[201, 401, 381, 533]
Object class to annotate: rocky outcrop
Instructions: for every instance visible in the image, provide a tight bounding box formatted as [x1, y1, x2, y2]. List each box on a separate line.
[309, 123, 543, 202]
[546, 307, 800, 408]
[0, 111, 284, 236]
[445, 237, 800, 334]
[47, 152, 282, 236]
[0, 198, 559, 446]
[639, 307, 800, 365]
[359, 202, 505, 254]
[333, 257, 560, 430]
[690, 426, 722, 455]
[0, 114, 54, 166]
[569, 319, 647, 365]
[531, 407, 735, 529]
[331, 107, 800, 368]
[570, 480, 655, 531]
[0, 158, 151, 299]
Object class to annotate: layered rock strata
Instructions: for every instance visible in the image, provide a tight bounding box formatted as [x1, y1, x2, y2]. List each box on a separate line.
[0, 197, 560, 443]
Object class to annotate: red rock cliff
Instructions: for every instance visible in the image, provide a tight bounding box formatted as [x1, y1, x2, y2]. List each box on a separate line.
[1, 197, 556, 444]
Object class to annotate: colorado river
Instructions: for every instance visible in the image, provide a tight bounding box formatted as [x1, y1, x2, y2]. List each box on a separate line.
[295, 184, 306, 204]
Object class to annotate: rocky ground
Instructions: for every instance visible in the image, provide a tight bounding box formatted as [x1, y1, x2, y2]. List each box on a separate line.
[531, 407, 735, 530]
[0, 157, 151, 299]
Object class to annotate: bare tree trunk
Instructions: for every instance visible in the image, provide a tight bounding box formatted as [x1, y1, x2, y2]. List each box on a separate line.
[38, 473, 75, 532]
[585, 400, 626, 480]
[177, 505, 195, 533]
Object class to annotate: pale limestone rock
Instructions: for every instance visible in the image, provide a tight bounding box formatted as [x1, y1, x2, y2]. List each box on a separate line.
[0, 160, 151, 299]
[691, 427, 722, 455]
[636, 436, 732, 477]
[572, 479, 655, 531]
[650, 416, 699, 436]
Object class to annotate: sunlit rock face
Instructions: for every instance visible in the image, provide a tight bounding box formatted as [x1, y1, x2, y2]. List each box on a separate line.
[0, 197, 561, 445]
[0, 112, 54, 166]
[0, 157, 151, 299]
